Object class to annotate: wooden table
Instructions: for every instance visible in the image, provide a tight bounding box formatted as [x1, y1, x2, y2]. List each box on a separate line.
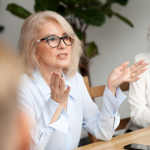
[74, 127, 150, 150]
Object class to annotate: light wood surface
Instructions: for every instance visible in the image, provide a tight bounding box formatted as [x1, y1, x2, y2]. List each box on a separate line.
[74, 126, 150, 150]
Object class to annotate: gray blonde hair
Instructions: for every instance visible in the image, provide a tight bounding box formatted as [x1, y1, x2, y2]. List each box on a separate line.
[19, 11, 83, 78]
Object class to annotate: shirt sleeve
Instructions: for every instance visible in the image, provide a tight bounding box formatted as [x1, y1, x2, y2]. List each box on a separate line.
[129, 56, 150, 128]
[81, 77, 126, 141]
[18, 78, 68, 150]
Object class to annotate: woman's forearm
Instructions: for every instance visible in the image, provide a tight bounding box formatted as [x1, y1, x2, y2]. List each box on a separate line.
[50, 104, 64, 124]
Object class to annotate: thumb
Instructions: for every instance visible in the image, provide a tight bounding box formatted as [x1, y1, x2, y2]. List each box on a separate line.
[117, 61, 129, 71]
[64, 86, 71, 95]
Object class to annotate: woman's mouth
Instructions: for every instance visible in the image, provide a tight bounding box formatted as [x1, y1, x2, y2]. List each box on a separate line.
[57, 53, 68, 59]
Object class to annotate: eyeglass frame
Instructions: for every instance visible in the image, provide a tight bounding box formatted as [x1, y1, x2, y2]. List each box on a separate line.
[37, 34, 74, 48]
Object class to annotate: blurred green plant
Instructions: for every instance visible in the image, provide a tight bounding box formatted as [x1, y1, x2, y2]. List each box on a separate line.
[6, 0, 133, 76]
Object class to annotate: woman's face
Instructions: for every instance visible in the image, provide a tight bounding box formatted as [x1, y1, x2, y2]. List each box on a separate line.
[36, 20, 72, 71]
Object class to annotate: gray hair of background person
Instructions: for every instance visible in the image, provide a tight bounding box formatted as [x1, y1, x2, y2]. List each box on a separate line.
[19, 11, 83, 78]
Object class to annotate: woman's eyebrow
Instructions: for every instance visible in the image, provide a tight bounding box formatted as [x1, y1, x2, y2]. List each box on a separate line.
[45, 33, 67, 37]
[45, 34, 57, 37]
[62, 32, 67, 36]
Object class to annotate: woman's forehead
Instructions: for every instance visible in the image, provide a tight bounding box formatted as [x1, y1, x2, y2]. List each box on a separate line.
[39, 20, 66, 37]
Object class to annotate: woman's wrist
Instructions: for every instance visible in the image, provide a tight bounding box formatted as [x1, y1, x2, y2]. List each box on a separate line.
[107, 82, 117, 96]
[59, 100, 67, 106]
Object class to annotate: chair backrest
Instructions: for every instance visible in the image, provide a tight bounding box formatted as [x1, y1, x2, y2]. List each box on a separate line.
[83, 76, 130, 143]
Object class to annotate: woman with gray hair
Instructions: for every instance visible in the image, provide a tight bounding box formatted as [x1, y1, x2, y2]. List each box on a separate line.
[18, 11, 148, 150]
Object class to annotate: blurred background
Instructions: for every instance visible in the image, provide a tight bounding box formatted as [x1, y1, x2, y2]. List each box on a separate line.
[0, 0, 150, 145]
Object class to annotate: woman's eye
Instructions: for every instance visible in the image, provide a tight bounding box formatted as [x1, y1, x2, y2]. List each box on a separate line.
[64, 35, 69, 40]
[49, 37, 55, 41]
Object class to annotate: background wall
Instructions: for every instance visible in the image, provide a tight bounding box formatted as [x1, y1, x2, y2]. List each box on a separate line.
[88, 0, 150, 119]
[0, 0, 150, 136]
[0, 0, 34, 47]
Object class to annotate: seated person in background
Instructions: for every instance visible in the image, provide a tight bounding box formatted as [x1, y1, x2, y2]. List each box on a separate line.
[126, 31, 150, 132]
[0, 41, 29, 150]
[18, 11, 148, 150]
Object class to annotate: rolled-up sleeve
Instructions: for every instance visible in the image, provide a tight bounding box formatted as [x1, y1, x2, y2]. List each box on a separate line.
[102, 85, 126, 117]
[37, 98, 59, 133]
[82, 77, 126, 141]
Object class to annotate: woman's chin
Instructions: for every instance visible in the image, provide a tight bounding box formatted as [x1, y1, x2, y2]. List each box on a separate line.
[61, 64, 69, 69]
[58, 62, 70, 69]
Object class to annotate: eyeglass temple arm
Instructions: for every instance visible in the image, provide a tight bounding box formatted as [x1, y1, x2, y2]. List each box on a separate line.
[37, 38, 46, 43]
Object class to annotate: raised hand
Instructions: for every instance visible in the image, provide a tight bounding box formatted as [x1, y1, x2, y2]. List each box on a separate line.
[50, 72, 70, 105]
[107, 60, 149, 95]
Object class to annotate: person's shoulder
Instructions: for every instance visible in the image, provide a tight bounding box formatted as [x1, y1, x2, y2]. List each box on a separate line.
[68, 72, 84, 86]
[20, 74, 33, 83]
[73, 72, 83, 81]
[19, 74, 35, 89]
[134, 53, 150, 63]
[70, 72, 85, 91]
[20, 74, 30, 81]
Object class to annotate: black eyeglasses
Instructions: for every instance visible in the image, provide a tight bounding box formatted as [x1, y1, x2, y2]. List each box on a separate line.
[37, 34, 74, 48]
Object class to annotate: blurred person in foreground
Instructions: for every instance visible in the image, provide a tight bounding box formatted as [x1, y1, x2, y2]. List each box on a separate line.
[126, 27, 150, 133]
[0, 41, 29, 150]
[18, 11, 148, 150]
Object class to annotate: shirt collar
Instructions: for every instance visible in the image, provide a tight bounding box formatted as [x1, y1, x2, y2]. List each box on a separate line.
[32, 68, 50, 97]
[62, 71, 74, 99]
[32, 68, 74, 98]
[62, 71, 70, 87]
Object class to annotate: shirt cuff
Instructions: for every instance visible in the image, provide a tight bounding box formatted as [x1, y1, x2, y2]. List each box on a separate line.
[115, 86, 126, 106]
[37, 97, 69, 135]
[101, 85, 126, 117]
[49, 108, 69, 134]
[37, 97, 59, 133]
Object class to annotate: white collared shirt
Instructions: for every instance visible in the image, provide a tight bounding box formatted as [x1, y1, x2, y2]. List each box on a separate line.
[127, 53, 150, 131]
[18, 69, 126, 150]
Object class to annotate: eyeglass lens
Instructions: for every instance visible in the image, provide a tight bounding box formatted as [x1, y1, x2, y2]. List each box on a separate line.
[47, 35, 74, 47]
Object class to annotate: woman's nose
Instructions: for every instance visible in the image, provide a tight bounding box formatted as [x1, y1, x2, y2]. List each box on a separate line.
[58, 39, 66, 49]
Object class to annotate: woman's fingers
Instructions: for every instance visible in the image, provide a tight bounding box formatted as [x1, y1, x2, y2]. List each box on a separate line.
[54, 73, 60, 90]
[60, 77, 65, 88]
[130, 61, 149, 73]
[130, 68, 148, 78]
[50, 72, 70, 104]
[64, 86, 71, 95]
[129, 76, 141, 82]
[60, 78, 66, 94]
[130, 59, 145, 69]
[117, 61, 130, 71]
[51, 72, 67, 95]
[50, 72, 55, 88]
[128, 77, 141, 82]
